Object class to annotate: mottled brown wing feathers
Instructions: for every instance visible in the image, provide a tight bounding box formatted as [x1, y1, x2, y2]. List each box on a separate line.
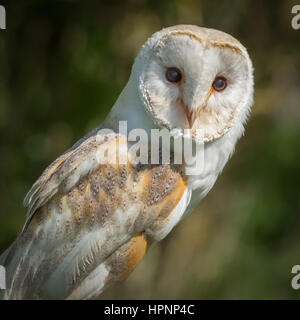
[4, 132, 189, 299]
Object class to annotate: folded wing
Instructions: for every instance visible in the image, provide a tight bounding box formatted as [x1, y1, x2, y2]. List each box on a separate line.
[1, 130, 190, 299]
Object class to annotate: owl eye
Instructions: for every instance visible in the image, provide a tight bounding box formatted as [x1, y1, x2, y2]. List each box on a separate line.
[212, 76, 227, 92]
[165, 67, 182, 83]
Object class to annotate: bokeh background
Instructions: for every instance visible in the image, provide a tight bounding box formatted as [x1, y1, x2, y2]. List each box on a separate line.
[0, 0, 299, 299]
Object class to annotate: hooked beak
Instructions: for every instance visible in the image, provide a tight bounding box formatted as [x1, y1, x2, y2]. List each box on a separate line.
[181, 101, 197, 128]
[180, 99, 197, 128]
[186, 109, 197, 128]
[181, 85, 213, 128]
[179, 98, 200, 129]
[182, 88, 212, 128]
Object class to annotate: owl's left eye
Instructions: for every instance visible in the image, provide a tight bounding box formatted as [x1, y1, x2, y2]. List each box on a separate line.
[212, 76, 227, 92]
[165, 67, 182, 83]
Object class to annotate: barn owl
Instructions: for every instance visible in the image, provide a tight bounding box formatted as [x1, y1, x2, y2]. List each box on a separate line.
[0, 25, 253, 300]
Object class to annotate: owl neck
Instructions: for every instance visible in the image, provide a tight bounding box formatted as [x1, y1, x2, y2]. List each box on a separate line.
[103, 76, 157, 135]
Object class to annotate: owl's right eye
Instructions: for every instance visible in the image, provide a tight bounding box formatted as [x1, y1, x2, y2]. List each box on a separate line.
[165, 67, 182, 83]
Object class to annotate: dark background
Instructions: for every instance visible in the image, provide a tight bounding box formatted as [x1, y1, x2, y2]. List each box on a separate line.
[0, 0, 299, 299]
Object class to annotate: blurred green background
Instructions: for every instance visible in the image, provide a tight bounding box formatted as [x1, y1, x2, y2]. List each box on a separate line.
[0, 0, 299, 299]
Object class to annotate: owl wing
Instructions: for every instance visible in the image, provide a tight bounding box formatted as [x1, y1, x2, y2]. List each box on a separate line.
[1, 129, 191, 300]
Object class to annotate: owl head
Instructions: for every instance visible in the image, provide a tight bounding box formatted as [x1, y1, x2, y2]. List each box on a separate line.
[131, 25, 254, 143]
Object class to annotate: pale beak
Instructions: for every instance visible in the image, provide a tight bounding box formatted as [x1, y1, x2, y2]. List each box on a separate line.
[179, 98, 198, 128]
[186, 109, 197, 128]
